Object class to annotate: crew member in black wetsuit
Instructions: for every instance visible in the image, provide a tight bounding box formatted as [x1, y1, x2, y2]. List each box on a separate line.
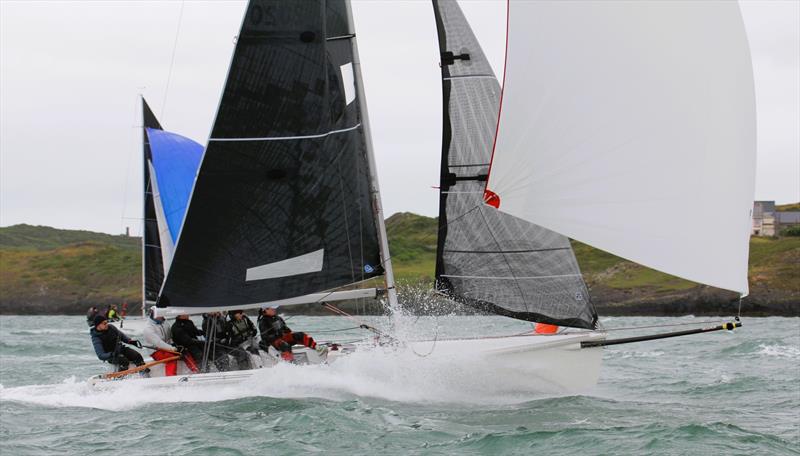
[258, 306, 325, 362]
[89, 315, 146, 373]
[171, 312, 203, 373]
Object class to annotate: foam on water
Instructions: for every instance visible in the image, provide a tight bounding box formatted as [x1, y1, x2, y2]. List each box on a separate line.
[1, 316, 798, 454]
[0, 343, 555, 411]
[757, 344, 800, 359]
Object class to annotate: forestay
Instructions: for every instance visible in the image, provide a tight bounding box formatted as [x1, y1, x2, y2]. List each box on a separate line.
[486, 1, 756, 295]
[157, 0, 383, 313]
[432, 0, 596, 329]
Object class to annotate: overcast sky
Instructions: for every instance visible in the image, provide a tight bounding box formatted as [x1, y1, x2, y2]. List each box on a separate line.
[1, 0, 798, 235]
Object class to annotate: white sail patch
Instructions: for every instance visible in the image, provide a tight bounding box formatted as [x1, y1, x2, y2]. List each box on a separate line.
[245, 249, 324, 282]
[340, 63, 356, 105]
[147, 160, 174, 272]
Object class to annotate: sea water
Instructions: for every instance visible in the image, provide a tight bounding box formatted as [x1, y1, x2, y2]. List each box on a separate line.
[0, 315, 798, 455]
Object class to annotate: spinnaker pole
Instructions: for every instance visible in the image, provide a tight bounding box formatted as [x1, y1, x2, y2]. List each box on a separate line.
[344, 0, 399, 310]
[581, 321, 741, 348]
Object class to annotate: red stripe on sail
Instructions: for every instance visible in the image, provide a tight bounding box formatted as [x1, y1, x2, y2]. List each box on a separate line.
[483, 0, 510, 207]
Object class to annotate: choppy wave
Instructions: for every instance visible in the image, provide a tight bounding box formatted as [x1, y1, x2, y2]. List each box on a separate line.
[1, 315, 798, 455]
[6, 329, 86, 336]
[756, 344, 800, 359]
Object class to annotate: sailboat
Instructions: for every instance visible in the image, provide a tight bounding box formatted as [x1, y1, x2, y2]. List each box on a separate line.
[92, 0, 755, 393]
[90, 0, 394, 386]
[405, 0, 753, 393]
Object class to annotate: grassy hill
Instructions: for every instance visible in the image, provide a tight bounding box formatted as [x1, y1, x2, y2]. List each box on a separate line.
[1, 215, 798, 315]
[0, 225, 141, 314]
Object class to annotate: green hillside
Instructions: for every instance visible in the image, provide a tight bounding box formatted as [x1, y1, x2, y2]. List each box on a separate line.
[385, 212, 438, 283]
[1, 216, 798, 315]
[0, 224, 137, 250]
[0, 225, 141, 314]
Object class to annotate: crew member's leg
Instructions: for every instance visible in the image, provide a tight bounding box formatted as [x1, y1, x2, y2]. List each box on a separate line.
[152, 349, 178, 376]
[119, 346, 145, 366]
[287, 331, 317, 349]
[272, 339, 294, 361]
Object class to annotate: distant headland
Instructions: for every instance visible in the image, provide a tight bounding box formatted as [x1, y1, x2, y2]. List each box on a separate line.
[0, 208, 797, 316]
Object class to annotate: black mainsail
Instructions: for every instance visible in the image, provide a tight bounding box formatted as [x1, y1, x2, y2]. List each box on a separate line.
[432, 0, 597, 329]
[157, 0, 385, 313]
[142, 98, 165, 306]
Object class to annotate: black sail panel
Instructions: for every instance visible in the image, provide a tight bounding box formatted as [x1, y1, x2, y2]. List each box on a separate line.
[432, 0, 597, 329]
[158, 0, 381, 309]
[142, 98, 164, 304]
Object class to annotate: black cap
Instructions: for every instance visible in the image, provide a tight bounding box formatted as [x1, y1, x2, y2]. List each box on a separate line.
[93, 315, 108, 327]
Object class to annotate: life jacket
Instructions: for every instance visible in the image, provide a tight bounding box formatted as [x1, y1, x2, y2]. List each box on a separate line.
[228, 316, 256, 345]
[258, 315, 289, 344]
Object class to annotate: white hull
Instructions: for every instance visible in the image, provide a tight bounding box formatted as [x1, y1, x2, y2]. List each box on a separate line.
[88, 345, 348, 388]
[88, 332, 605, 395]
[408, 332, 606, 394]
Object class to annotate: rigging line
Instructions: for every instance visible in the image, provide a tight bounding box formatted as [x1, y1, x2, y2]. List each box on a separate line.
[311, 326, 364, 334]
[337, 159, 357, 283]
[737, 296, 743, 319]
[409, 315, 440, 358]
[369, 203, 484, 279]
[161, 0, 186, 121]
[321, 303, 390, 339]
[120, 94, 138, 235]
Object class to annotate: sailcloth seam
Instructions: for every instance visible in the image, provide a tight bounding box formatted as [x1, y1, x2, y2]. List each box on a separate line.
[209, 124, 361, 142]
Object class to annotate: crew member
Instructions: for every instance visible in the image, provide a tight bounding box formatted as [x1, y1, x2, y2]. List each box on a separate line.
[107, 304, 120, 321]
[258, 306, 325, 362]
[202, 312, 231, 372]
[90, 315, 146, 373]
[171, 312, 203, 373]
[227, 310, 258, 370]
[86, 306, 99, 326]
[143, 309, 180, 376]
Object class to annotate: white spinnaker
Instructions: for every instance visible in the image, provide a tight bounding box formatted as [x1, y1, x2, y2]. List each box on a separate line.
[486, 0, 756, 295]
[147, 160, 175, 273]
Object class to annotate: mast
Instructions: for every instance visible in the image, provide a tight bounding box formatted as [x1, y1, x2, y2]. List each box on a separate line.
[344, 0, 399, 310]
[140, 95, 146, 318]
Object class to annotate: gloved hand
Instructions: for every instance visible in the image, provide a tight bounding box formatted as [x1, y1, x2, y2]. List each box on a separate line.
[131, 340, 142, 348]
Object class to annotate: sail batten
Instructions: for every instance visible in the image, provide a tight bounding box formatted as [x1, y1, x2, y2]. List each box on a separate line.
[432, 0, 596, 329]
[486, 0, 756, 295]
